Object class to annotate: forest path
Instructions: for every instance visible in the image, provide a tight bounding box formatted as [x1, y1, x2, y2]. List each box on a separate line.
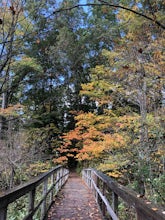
[47, 172, 103, 220]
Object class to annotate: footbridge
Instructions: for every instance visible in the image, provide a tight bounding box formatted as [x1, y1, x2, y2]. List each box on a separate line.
[0, 166, 164, 220]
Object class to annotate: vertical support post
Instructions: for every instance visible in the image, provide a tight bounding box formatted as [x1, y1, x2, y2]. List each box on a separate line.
[61, 168, 64, 186]
[65, 169, 69, 182]
[97, 178, 102, 208]
[59, 168, 62, 189]
[88, 169, 90, 188]
[112, 192, 118, 215]
[50, 174, 54, 204]
[55, 169, 60, 193]
[61, 168, 63, 186]
[41, 179, 48, 219]
[87, 170, 89, 186]
[58, 168, 61, 189]
[87, 170, 89, 187]
[91, 170, 95, 193]
[102, 182, 106, 217]
[90, 170, 92, 188]
[94, 173, 98, 203]
[89, 169, 91, 188]
[82, 170, 84, 181]
[28, 189, 36, 220]
[85, 170, 86, 183]
[0, 207, 7, 220]
[63, 169, 66, 183]
[83, 170, 86, 184]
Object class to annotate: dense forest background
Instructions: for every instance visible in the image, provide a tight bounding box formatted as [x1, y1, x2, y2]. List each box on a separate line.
[0, 0, 164, 207]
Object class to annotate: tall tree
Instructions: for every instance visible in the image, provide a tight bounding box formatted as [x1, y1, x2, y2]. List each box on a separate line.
[56, 0, 165, 204]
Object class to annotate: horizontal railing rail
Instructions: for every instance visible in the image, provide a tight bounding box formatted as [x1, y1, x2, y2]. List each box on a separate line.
[0, 165, 69, 220]
[82, 168, 165, 220]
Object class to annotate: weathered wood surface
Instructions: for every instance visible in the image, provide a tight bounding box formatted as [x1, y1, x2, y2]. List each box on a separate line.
[1, 166, 164, 220]
[48, 172, 103, 220]
[82, 169, 165, 220]
[0, 165, 69, 220]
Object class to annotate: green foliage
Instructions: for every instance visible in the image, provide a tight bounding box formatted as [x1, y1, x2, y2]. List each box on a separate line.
[152, 174, 165, 205]
[26, 161, 52, 177]
[12, 57, 43, 74]
[7, 195, 29, 220]
[26, 123, 61, 155]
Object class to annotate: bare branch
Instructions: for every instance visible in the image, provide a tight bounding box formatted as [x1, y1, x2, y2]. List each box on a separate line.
[53, 2, 165, 30]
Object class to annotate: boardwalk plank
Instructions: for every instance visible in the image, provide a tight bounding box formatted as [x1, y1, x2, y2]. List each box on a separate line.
[48, 172, 103, 220]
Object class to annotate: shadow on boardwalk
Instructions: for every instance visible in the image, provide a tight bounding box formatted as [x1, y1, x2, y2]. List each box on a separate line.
[48, 172, 103, 220]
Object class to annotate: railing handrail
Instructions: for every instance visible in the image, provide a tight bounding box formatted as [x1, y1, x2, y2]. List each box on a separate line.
[82, 168, 165, 220]
[0, 165, 69, 220]
[0, 165, 61, 207]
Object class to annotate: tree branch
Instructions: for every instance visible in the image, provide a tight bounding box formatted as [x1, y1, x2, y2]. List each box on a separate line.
[53, 2, 165, 30]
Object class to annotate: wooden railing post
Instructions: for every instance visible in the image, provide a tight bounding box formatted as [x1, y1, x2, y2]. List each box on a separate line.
[102, 182, 106, 217]
[60, 169, 63, 186]
[59, 169, 62, 188]
[64, 169, 68, 183]
[89, 169, 92, 188]
[0, 207, 7, 220]
[112, 192, 118, 216]
[87, 170, 89, 186]
[28, 189, 36, 220]
[91, 170, 95, 192]
[50, 174, 54, 204]
[41, 179, 48, 219]
[55, 169, 60, 192]
[94, 173, 98, 203]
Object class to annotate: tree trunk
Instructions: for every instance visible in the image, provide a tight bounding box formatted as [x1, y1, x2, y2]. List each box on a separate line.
[137, 68, 149, 196]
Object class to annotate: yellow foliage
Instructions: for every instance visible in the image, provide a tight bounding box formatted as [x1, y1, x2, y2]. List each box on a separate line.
[103, 133, 126, 150]
[0, 103, 23, 116]
[53, 156, 68, 164]
[67, 153, 74, 157]
[63, 127, 82, 141]
[81, 82, 94, 92]
[155, 149, 165, 157]
[107, 171, 122, 178]
[26, 161, 51, 176]
[98, 163, 117, 171]
[76, 152, 92, 161]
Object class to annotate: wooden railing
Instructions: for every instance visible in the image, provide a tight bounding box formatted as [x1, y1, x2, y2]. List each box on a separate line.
[0, 165, 69, 220]
[82, 168, 165, 220]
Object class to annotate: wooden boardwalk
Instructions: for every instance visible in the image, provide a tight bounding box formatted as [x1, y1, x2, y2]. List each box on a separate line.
[47, 172, 103, 220]
[1, 167, 164, 220]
